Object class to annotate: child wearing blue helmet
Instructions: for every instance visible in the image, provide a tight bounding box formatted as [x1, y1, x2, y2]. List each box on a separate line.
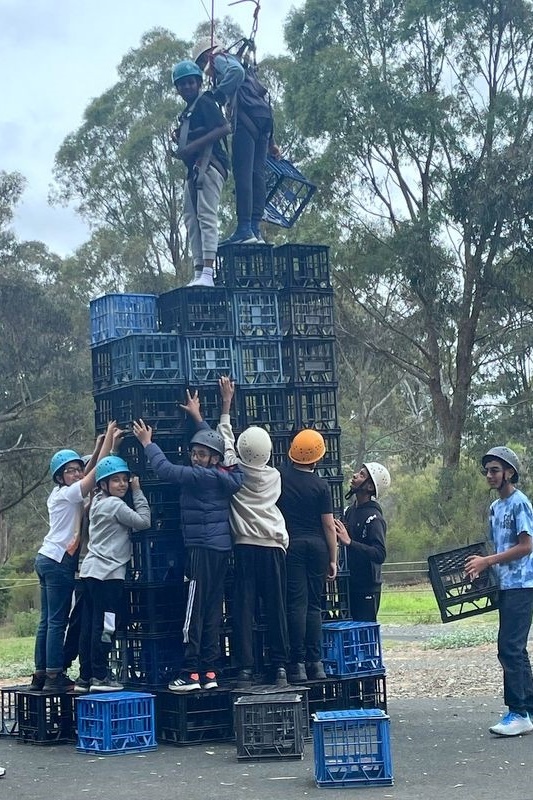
[30, 422, 118, 693]
[77, 456, 151, 692]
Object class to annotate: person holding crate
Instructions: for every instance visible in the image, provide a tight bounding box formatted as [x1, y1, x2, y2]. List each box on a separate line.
[466, 446, 533, 737]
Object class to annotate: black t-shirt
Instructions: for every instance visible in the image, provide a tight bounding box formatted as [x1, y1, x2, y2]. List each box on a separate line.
[180, 92, 229, 178]
[277, 463, 333, 539]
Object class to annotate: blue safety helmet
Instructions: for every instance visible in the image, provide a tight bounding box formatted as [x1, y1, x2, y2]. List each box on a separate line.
[172, 60, 203, 86]
[50, 449, 84, 482]
[189, 429, 225, 460]
[95, 456, 131, 484]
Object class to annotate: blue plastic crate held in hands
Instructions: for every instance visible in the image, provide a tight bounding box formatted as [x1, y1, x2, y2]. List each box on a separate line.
[263, 157, 316, 229]
[322, 622, 384, 677]
[76, 691, 157, 755]
[313, 709, 393, 788]
[90, 293, 158, 346]
[428, 541, 499, 622]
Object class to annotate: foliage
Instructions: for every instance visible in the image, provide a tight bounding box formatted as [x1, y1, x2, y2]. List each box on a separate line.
[425, 624, 498, 650]
[12, 610, 39, 638]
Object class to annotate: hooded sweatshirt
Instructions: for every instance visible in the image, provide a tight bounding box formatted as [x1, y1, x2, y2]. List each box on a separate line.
[342, 499, 387, 592]
[217, 414, 288, 550]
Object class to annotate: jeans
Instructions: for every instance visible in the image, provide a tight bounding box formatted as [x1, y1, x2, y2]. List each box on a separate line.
[34, 553, 76, 672]
[286, 536, 329, 663]
[498, 588, 533, 715]
[232, 115, 272, 227]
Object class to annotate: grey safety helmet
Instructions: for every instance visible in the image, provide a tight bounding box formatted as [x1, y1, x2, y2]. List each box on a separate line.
[190, 429, 225, 461]
[482, 446, 520, 483]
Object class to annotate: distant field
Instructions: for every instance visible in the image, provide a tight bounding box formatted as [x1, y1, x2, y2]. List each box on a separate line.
[379, 583, 442, 623]
[0, 636, 33, 680]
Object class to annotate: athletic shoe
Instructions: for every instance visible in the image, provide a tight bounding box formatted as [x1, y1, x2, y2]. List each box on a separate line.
[287, 663, 307, 683]
[186, 277, 201, 286]
[489, 711, 533, 736]
[73, 678, 90, 694]
[219, 230, 258, 246]
[0, 767, 6, 778]
[89, 677, 123, 692]
[168, 673, 201, 692]
[29, 672, 46, 691]
[43, 672, 75, 692]
[306, 660, 327, 680]
[235, 669, 253, 689]
[202, 671, 218, 690]
[194, 274, 215, 287]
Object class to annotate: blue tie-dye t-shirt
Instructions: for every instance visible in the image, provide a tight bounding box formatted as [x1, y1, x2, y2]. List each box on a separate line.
[489, 489, 533, 589]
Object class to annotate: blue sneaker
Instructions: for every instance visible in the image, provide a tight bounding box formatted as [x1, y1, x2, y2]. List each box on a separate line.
[219, 228, 258, 246]
[489, 711, 533, 736]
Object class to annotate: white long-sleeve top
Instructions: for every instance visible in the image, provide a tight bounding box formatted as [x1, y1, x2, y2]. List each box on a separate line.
[39, 482, 86, 563]
[217, 414, 289, 550]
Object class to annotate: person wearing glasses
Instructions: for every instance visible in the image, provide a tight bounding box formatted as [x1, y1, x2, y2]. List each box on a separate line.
[466, 446, 533, 737]
[29, 422, 117, 693]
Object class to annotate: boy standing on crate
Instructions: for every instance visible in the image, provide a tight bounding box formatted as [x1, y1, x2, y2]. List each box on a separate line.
[171, 60, 231, 287]
[334, 462, 391, 622]
[217, 377, 289, 688]
[133, 394, 243, 691]
[466, 446, 533, 737]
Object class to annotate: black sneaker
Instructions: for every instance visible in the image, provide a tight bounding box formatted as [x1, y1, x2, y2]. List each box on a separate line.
[306, 661, 327, 680]
[73, 678, 91, 694]
[90, 677, 123, 692]
[168, 673, 201, 692]
[235, 669, 253, 689]
[202, 671, 218, 690]
[288, 663, 307, 683]
[43, 673, 75, 692]
[29, 672, 46, 691]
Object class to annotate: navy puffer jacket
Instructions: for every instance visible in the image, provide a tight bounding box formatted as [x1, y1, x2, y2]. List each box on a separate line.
[144, 442, 243, 551]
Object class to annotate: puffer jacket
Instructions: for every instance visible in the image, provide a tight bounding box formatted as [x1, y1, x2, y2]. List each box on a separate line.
[144, 442, 243, 551]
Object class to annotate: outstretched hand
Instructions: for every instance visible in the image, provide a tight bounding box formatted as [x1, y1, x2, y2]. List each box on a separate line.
[132, 419, 153, 446]
[179, 389, 202, 421]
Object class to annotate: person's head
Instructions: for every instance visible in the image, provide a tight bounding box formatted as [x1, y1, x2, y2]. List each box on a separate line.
[288, 429, 326, 468]
[481, 446, 520, 491]
[192, 37, 223, 70]
[237, 426, 272, 467]
[172, 60, 203, 102]
[95, 456, 131, 498]
[350, 462, 391, 500]
[189, 429, 225, 468]
[50, 449, 84, 486]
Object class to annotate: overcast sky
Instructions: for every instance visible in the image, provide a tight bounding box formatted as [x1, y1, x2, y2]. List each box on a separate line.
[1, 0, 299, 256]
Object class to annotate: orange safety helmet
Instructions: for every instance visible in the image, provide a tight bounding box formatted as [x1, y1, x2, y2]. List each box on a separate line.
[288, 429, 326, 465]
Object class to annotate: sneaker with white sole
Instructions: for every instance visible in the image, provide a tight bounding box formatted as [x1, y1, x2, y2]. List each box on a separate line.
[90, 677, 123, 692]
[489, 711, 533, 736]
[202, 671, 218, 689]
[73, 678, 90, 694]
[194, 274, 215, 287]
[219, 230, 258, 246]
[168, 672, 201, 692]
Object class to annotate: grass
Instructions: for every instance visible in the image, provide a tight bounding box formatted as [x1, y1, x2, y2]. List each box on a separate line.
[0, 636, 34, 680]
[379, 583, 442, 624]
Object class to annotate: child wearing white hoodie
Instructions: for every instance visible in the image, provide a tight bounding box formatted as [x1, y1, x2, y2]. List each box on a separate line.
[217, 377, 289, 688]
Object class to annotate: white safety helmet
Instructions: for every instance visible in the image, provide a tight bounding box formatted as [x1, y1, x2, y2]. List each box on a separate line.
[192, 36, 223, 64]
[364, 462, 391, 499]
[237, 426, 272, 467]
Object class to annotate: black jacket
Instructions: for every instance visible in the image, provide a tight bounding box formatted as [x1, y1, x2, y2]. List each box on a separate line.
[342, 499, 386, 592]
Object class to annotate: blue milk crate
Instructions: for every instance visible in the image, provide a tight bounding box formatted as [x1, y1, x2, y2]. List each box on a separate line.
[158, 286, 234, 335]
[322, 622, 384, 677]
[121, 584, 185, 637]
[76, 692, 157, 755]
[233, 290, 281, 337]
[115, 635, 183, 688]
[236, 338, 285, 385]
[215, 243, 277, 288]
[184, 335, 237, 382]
[313, 709, 393, 788]
[128, 530, 185, 585]
[239, 387, 293, 434]
[93, 383, 188, 433]
[90, 293, 158, 346]
[264, 157, 317, 228]
[184, 383, 240, 431]
[109, 334, 184, 384]
[282, 337, 337, 384]
[279, 289, 335, 336]
[274, 244, 330, 288]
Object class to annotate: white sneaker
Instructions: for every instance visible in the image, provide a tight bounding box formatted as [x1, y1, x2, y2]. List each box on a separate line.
[489, 711, 533, 736]
[186, 276, 201, 286]
[194, 274, 215, 287]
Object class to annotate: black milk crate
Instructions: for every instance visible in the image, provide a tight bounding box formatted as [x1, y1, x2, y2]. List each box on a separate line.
[17, 690, 75, 744]
[337, 544, 349, 574]
[90, 293, 158, 346]
[270, 433, 294, 468]
[156, 687, 234, 745]
[1, 684, 29, 736]
[270, 435, 343, 474]
[93, 383, 188, 434]
[184, 335, 237, 383]
[91, 343, 113, 391]
[115, 634, 183, 689]
[122, 585, 185, 636]
[282, 337, 337, 384]
[279, 289, 334, 336]
[143, 482, 181, 518]
[232, 684, 311, 740]
[217, 626, 272, 678]
[428, 542, 500, 623]
[182, 383, 240, 432]
[102, 334, 185, 386]
[234, 693, 304, 760]
[274, 244, 330, 289]
[119, 433, 187, 480]
[128, 530, 186, 585]
[216, 243, 277, 288]
[287, 385, 339, 432]
[328, 477, 345, 515]
[238, 388, 294, 434]
[307, 674, 387, 717]
[233, 290, 281, 337]
[322, 574, 351, 621]
[236, 338, 285, 385]
[264, 157, 317, 229]
[158, 286, 234, 335]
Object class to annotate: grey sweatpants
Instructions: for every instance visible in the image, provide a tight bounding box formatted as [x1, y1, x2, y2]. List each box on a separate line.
[183, 164, 225, 264]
